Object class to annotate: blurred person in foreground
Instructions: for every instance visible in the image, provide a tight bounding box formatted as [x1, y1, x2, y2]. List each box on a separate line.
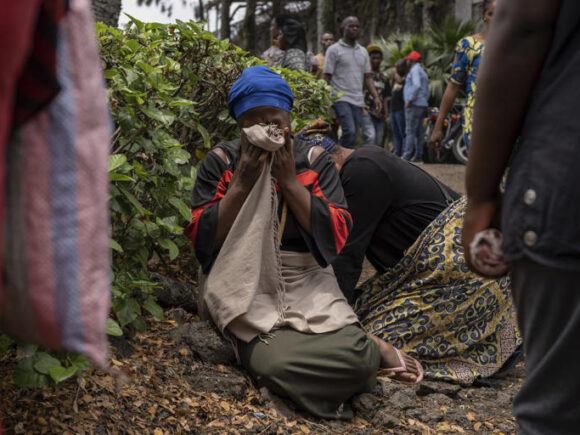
[361, 45, 391, 147]
[462, 1, 580, 433]
[429, 0, 496, 154]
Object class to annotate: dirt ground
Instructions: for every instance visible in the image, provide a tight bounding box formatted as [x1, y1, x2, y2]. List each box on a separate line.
[421, 163, 466, 195]
[1, 163, 524, 434]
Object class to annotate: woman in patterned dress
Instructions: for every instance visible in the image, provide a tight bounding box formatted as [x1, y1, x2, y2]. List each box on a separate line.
[297, 119, 522, 385]
[429, 0, 496, 151]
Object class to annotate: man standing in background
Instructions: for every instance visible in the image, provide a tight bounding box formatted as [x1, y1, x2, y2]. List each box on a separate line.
[362, 45, 390, 146]
[314, 32, 335, 79]
[402, 51, 429, 162]
[324, 16, 382, 148]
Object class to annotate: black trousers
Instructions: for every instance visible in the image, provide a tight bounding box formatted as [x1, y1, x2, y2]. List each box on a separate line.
[511, 257, 580, 435]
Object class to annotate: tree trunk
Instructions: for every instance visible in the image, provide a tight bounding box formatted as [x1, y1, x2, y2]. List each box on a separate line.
[272, 0, 284, 18]
[321, 0, 334, 39]
[243, 0, 257, 53]
[369, 0, 380, 43]
[422, 0, 432, 33]
[220, 0, 231, 40]
[91, 0, 122, 27]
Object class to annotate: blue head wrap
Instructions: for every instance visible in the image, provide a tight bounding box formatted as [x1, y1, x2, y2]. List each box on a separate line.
[228, 66, 294, 120]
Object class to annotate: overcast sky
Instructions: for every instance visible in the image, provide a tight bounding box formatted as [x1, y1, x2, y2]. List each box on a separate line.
[119, 0, 245, 32]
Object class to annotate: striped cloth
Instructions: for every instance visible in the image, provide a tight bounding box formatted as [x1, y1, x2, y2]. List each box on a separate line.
[1, 0, 111, 368]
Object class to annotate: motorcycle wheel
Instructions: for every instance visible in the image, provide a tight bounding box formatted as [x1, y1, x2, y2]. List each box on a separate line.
[452, 134, 469, 165]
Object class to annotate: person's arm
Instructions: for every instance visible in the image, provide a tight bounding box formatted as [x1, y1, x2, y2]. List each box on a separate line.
[185, 137, 266, 273]
[430, 81, 460, 148]
[332, 156, 394, 302]
[323, 46, 335, 85]
[365, 73, 382, 113]
[462, 0, 563, 269]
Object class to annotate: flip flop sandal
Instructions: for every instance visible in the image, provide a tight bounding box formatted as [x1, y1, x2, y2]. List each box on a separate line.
[378, 348, 424, 385]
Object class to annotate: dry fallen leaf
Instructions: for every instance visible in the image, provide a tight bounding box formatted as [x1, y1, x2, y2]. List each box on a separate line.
[299, 425, 311, 434]
[474, 422, 482, 431]
[466, 412, 476, 421]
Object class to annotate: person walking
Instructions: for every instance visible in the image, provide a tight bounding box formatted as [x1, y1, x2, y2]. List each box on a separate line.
[429, 0, 496, 154]
[362, 45, 390, 147]
[463, 0, 580, 433]
[402, 51, 429, 162]
[389, 59, 407, 157]
[324, 16, 382, 148]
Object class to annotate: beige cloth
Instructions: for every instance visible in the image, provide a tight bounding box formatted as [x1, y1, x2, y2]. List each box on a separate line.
[202, 125, 357, 343]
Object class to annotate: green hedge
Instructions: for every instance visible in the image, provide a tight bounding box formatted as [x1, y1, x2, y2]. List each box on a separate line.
[97, 17, 334, 332]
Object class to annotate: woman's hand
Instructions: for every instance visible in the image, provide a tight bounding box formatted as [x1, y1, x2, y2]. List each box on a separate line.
[271, 128, 296, 189]
[231, 130, 268, 191]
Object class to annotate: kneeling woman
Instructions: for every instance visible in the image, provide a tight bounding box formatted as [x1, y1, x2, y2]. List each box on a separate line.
[298, 121, 521, 385]
[185, 67, 422, 419]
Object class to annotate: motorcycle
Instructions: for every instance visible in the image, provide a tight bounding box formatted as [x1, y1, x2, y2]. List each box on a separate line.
[423, 104, 467, 164]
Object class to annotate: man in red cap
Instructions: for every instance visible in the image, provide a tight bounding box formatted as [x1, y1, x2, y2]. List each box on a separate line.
[402, 51, 429, 163]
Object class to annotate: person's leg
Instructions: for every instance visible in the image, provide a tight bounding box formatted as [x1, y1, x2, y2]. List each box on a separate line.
[333, 102, 356, 148]
[391, 110, 404, 156]
[412, 107, 427, 161]
[511, 257, 580, 434]
[361, 112, 376, 145]
[403, 107, 419, 160]
[351, 104, 363, 146]
[373, 118, 385, 147]
[238, 325, 380, 419]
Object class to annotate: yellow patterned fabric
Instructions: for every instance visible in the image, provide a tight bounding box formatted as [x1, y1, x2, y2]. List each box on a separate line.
[449, 36, 485, 148]
[354, 197, 521, 385]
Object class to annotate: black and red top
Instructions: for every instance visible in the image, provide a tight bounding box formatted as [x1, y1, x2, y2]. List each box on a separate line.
[185, 138, 353, 274]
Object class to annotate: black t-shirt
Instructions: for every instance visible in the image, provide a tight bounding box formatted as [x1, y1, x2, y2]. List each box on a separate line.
[391, 82, 405, 112]
[332, 147, 459, 302]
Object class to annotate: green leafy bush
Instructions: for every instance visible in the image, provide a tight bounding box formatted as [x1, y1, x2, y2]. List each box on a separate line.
[98, 18, 334, 333]
[3, 18, 334, 388]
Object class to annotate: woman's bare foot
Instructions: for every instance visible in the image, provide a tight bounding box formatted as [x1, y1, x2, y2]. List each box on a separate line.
[368, 334, 423, 384]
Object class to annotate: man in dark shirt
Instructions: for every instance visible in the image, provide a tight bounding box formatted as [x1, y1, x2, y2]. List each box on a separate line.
[327, 144, 458, 302]
[463, 1, 580, 433]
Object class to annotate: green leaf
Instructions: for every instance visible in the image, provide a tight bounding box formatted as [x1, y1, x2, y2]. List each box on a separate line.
[14, 358, 49, 387]
[109, 154, 128, 172]
[169, 98, 195, 107]
[49, 365, 77, 384]
[196, 124, 211, 149]
[109, 173, 135, 182]
[106, 318, 123, 337]
[115, 298, 141, 327]
[118, 186, 148, 216]
[169, 197, 192, 221]
[33, 352, 62, 375]
[158, 238, 179, 260]
[140, 106, 176, 126]
[110, 239, 124, 253]
[69, 354, 92, 373]
[143, 297, 164, 320]
[0, 334, 14, 355]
